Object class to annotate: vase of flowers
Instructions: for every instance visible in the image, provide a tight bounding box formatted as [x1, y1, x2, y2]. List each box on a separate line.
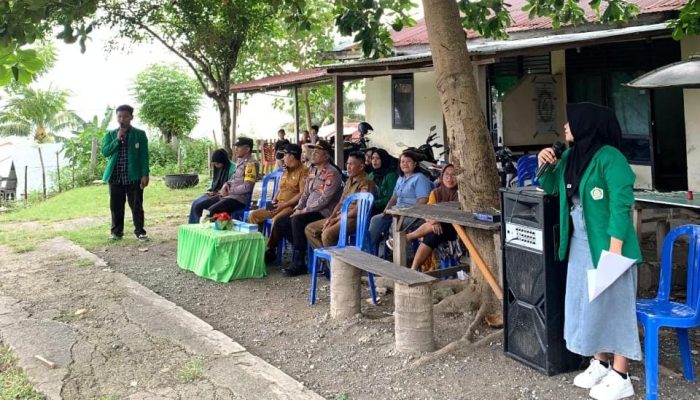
[212, 212, 232, 230]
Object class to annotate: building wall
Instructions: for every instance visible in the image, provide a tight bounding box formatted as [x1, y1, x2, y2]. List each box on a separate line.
[682, 35, 700, 191]
[365, 71, 444, 158]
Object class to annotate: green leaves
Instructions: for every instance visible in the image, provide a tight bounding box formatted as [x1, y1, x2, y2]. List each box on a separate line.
[0, 44, 53, 86]
[132, 64, 203, 142]
[0, 86, 80, 142]
[669, 0, 700, 40]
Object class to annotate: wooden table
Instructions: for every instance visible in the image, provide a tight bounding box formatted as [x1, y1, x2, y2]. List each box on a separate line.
[385, 203, 504, 300]
[634, 191, 700, 259]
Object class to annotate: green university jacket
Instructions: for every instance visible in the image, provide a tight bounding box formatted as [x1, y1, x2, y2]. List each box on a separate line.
[368, 170, 398, 213]
[539, 145, 642, 267]
[101, 127, 150, 183]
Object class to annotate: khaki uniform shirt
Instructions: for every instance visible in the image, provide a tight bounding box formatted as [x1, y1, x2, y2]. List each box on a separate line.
[276, 163, 309, 204]
[296, 163, 342, 217]
[333, 172, 376, 217]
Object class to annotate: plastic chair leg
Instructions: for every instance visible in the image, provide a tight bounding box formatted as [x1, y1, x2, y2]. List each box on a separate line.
[309, 253, 319, 305]
[644, 326, 660, 400]
[368, 272, 377, 305]
[677, 328, 695, 381]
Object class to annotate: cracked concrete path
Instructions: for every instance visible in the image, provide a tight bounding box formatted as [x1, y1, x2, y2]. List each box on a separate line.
[0, 238, 323, 400]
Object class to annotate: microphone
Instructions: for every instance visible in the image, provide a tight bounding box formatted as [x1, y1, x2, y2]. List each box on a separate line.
[535, 141, 566, 178]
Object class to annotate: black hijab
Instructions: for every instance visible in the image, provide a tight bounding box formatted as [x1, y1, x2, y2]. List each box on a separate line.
[210, 148, 232, 191]
[370, 148, 395, 186]
[564, 102, 622, 198]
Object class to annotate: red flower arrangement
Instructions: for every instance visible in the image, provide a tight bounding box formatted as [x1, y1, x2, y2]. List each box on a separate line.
[212, 212, 232, 230]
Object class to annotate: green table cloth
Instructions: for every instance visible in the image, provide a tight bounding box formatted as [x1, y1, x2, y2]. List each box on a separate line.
[177, 224, 266, 282]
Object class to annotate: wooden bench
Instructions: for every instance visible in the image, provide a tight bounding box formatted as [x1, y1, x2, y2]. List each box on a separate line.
[325, 246, 438, 353]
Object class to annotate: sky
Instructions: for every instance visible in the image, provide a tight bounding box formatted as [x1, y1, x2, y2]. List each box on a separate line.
[32, 28, 292, 142]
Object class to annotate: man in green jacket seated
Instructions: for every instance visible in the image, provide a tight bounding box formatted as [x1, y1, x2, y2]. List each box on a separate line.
[101, 105, 150, 241]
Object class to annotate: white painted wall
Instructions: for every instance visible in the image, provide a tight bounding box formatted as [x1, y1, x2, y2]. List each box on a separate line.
[364, 71, 444, 158]
[682, 36, 700, 191]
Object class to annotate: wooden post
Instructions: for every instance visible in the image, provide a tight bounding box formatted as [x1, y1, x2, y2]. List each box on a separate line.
[208, 148, 213, 177]
[333, 75, 344, 165]
[231, 92, 238, 150]
[90, 137, 98, 178]
[24, 165, 28, 203]
[211, 130, 218, 147]
[392, 216, 407, 267]
[395, 283, 435, 352]
[38, 147, 46, 199]
[177, 145, 183, 173]
[55, 151, 60, 192]
[293, 86, 300, 144]
[330, 257, 361, 319]
[453, 224, 504, 300]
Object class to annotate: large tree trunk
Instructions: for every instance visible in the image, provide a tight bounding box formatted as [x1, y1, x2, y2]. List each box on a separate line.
[214, 95, 232, 152]
[422, 0, 503, 324]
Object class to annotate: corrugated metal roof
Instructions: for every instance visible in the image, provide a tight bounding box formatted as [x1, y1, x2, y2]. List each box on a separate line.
[391, 0, 687, 46]
[230, 68, 330, 92]
[329, 22, 668, 69]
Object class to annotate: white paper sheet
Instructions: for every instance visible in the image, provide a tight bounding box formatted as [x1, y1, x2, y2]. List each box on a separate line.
[587, 250, 636, 302]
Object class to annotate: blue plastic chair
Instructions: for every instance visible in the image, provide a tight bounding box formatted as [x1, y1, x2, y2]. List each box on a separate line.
[516, 154, 539, 187]
[637, 224, 700, 400]
[241, 169, 283, 236]
[309, 192, 377, 305]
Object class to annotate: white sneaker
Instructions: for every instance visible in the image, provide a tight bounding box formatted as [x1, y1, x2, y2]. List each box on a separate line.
[199, 209, 210, 224]
[589, 370, 634, 400]
[574, 359, 611, 389]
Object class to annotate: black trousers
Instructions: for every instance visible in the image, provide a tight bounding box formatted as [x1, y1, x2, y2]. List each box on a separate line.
[422, 223, 457, 249]
[195, 195, 247, 217]
[110, 182, 145, 237]
[275, 211, 325, 250]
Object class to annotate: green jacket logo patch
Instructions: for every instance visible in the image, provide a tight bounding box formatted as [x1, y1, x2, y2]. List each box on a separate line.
[591, 187, 604, 200]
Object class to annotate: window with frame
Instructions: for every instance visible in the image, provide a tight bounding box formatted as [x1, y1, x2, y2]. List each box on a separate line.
[392, 74, 414, 129]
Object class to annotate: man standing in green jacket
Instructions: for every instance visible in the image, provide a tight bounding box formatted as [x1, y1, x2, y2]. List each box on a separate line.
[101, 105, 150, 241]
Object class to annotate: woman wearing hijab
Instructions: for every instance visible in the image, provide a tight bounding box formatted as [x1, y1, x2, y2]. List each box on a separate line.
[188, 149, 234, 223]
[538, 103, 642, 400]
[387, 164, 458, 271]
[367, 148, 398, 215]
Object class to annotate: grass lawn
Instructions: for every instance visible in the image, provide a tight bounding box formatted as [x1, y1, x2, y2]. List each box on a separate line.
[0, 345, 43, 400]
[0, 179, 207, 252]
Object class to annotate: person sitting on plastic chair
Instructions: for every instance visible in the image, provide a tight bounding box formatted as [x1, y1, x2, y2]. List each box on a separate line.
[198, 137, 257, 222]
[188, 149, 234, 224]
[386, 164, 459, 271]
[247, 144, 309, 264]
[305, 151, 376, 253]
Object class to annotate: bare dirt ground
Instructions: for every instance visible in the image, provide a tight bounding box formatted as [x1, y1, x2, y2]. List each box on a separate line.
[89, 223, 700, 400]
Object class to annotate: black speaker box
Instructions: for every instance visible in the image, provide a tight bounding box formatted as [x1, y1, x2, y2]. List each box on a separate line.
[500, 187, 584, 376]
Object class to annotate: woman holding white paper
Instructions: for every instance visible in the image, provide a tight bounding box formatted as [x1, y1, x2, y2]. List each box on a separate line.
[538, 102, 642, 400]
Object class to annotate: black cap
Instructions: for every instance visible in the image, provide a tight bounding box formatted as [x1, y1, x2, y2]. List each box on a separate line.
[234, 137, 254, 148]
[278, 143, 302, 160]
[308, 139, 333, 155]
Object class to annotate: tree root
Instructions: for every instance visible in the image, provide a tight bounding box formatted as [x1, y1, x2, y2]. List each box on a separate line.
[405, 329, 503, 370]
[465, 302, 488, 342]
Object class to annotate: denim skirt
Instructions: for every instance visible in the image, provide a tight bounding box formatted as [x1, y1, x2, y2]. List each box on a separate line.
[563, 204, 642, 360]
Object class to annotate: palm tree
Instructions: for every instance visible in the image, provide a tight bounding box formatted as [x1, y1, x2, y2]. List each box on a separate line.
[0, 86, 80, 143]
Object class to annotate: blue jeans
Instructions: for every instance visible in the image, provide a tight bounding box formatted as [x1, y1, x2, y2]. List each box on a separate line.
[188, 194, 211, 224]
[368, 214, 393, 254]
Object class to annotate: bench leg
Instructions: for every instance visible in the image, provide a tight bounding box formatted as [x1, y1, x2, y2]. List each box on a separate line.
[330, 258, 361, 319]
[394, 283, 435, 353]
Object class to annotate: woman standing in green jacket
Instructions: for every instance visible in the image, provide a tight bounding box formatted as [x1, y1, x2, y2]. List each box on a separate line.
[367, 148, 398, 215]
[538, 103, 642, 400]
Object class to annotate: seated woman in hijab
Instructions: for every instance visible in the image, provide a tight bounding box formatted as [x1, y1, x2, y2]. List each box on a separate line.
[386, 164, 460, 271]
[188, 149, 234, 223]
[367, 148, 398, 215]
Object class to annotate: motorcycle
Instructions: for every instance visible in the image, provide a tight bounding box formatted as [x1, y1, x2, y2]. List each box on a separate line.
[341, 121, 373, 162]
[495, 146, 518, 188]
[401, 125, 444, 181]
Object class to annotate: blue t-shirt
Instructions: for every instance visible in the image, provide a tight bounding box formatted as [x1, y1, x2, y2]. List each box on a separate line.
[393, 173, 433, 208]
